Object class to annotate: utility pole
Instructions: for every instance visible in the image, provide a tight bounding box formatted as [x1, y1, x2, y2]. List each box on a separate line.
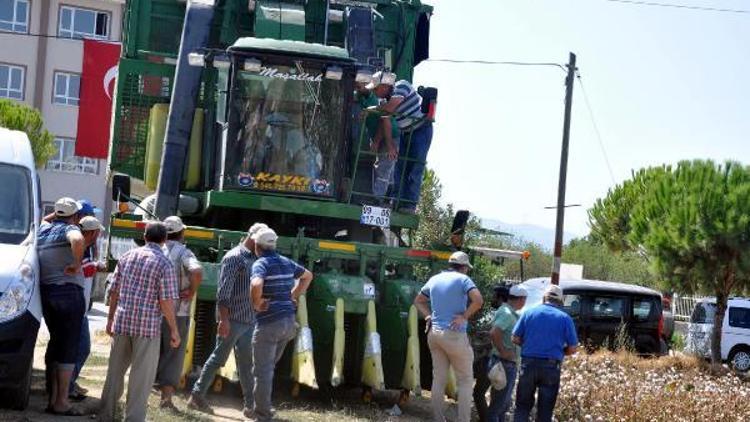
[551, 52, 576, 285]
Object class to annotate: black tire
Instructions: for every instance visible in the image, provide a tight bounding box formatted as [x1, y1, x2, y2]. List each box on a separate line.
[729, 346, 750, 373]
[0, 360, 32, 410]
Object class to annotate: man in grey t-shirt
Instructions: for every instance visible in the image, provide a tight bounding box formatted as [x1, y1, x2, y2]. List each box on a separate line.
[156, 216, 203, 410]
[38, 197, 86, 416]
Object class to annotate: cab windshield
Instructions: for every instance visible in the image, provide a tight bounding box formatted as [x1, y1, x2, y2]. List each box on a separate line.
[224, 60, 347, 197]
[0, 164, 32, 244]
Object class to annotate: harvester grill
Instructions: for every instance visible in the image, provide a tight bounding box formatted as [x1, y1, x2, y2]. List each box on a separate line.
[193, 299, 218, 367]
[111, 60, 175, 179]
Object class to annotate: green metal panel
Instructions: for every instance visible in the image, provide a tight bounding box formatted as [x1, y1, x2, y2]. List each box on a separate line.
[122, 0, 255, 59]
[378, 278, 422, 387]
[309, 272, 374, 314]
[197, 262, 221, 301]
[205, 190, 419, 229]
[254, 1, 306, 41]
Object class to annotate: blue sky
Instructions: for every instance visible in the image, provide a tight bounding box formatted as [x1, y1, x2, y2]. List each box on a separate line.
[413, 0, 750, 236]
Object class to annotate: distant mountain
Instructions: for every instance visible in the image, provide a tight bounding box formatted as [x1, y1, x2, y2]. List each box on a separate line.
[480, 218, 581, 251]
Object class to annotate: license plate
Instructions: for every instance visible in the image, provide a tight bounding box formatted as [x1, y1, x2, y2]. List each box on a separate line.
[363, 282, 376, 298]
[360, 205, 391, 228]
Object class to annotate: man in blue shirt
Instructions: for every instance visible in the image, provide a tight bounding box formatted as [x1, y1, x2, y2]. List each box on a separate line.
[250, 228, 313, 421]
[414, 251, 484, 422]
[512, 284, 578, 422]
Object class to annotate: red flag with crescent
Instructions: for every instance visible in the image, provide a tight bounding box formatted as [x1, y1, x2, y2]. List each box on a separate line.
[75, 39, 121, 158]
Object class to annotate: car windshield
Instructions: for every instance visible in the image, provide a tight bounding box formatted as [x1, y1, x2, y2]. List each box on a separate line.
[0, 164, 32, 244]
[224, 61, 347, 197]
[691, 302, 716, 324]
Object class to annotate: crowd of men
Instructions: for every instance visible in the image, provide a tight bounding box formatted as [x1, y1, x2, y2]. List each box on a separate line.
[38, 194, 576, 422]
[416, 251, 579, 422]
[37, 196, 312, 421]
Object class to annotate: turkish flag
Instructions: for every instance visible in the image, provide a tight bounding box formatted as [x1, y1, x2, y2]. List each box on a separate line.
[75, 40, 121, 158]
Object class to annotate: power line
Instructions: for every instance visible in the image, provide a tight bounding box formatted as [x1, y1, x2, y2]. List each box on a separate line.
[427, 58, 566, 71]
[603, 0, 750, 14]
[575, 72, 618, 185]
[0, 31, 85, 40]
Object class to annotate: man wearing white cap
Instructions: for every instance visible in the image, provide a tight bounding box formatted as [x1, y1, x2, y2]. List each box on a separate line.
[37, 197, 86, 415]
[487, 284, 527, 422]
[370, 71, 433, 213]
[414, 251, 484, 422]
[249, 228, 313, 421]
[156, 216, 203, 410]
[511, 285, 578, 422]
[189, 223, 267, 417]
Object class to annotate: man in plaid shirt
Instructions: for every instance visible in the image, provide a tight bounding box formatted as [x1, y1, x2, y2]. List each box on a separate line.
[98, 222, 180, 422]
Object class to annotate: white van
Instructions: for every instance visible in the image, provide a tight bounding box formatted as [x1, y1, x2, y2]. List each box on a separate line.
[0, 127, 42, 410]
[685, 298, 750, 372]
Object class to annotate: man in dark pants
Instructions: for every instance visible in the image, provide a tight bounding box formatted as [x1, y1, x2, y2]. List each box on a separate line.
[38, 197, 85, 416]
[488, 285, 527, 421]
[512, 285, 578, 422]
[188, 223, 268, 417]
[370, 72, 434, 213]
[249, 228, 313, 421]
[156, 216, 203, 410]
[473, 285, 510, 422]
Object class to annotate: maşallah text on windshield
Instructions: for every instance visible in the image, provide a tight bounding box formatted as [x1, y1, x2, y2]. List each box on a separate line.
[258, 67, 323, 83]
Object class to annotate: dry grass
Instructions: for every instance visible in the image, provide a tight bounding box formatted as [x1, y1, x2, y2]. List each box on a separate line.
[556, 350, 750, 421]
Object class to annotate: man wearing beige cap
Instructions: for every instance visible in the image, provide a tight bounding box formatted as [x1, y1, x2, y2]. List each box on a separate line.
[189, 222, 268, 417]
[414, 251, 484, 422]
[512, 284, 578, 422]
[37, 197, 86, 415]
[156, 216, 203, 411]
[249, 228, 313, 421]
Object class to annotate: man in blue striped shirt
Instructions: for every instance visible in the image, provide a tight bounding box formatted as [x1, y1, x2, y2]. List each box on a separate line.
[249, 228, 313, 421]
[188, 223, 268, 417]
[370, 71, 434, 213]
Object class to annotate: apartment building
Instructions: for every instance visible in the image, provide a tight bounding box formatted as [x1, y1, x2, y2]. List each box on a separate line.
[0, 0, 124, 219]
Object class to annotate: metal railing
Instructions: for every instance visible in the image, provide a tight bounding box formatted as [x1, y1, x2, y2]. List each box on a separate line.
[672, 294, 708, 322]
[347, 108, 428, 210]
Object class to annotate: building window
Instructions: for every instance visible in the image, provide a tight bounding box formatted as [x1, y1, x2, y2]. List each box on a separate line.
[0, 63, 24, 99]
[58, 6, 109, 40]
[0, 0, 28, 33]
[53, 72, 80, 105]
[45, 138, 98, 175]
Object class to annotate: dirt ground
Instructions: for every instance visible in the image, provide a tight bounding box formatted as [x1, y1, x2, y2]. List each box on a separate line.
[1, 325, 453, 422]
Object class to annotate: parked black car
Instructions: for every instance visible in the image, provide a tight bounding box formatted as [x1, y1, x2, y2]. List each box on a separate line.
[520, 278, 667, 355]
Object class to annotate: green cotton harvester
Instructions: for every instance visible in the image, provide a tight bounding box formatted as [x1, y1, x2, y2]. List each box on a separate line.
[104, 0, 523, 404]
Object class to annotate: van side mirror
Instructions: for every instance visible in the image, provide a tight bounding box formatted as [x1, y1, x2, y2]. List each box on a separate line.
[112, 174, 131, 202]
[450, 210, 470, 249]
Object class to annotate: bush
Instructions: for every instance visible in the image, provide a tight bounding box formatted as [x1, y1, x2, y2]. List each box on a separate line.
[556, 351, 750, 420]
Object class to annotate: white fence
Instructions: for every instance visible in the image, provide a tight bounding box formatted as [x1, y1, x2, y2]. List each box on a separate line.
[671, 294, 709, 322]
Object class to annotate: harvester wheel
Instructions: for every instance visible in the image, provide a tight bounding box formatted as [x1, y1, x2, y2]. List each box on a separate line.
[291, 382, 301, 398]
[398, 389, 410, 406]
[361, 386, 373, 404]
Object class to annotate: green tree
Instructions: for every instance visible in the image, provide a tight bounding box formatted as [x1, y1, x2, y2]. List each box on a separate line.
[413, 169, 505, 322]
[562, 237, 654, 287]
[590, 160, 750, 365]
[0, 99, 55, 167]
